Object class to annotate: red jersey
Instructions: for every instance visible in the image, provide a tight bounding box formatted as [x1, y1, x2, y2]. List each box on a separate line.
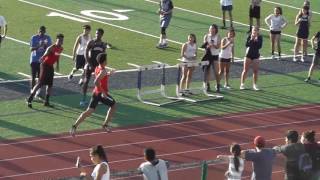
[93, 65, 109, 95]
[43, 45, 63, 66]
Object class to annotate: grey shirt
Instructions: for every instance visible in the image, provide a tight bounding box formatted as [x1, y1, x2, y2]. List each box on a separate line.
[244, 148, 277, 180]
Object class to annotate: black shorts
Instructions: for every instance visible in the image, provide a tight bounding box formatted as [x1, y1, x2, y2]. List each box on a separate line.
[75, 55, 85, 69]
[249, 6, 260, 18]
[89, 93, 116, 109]
[221, 5, 233, 11]
[39, 63, 54, 87]
[270, 30, 281, 35]
[30, 62, 40, 79]
[220, 58, 231, 63]
[246, 54, 260, 60]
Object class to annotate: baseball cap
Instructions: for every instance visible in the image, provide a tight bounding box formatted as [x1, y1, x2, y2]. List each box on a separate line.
[254, 136, 265, 148]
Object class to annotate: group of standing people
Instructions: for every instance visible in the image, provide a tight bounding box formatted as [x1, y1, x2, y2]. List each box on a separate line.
[217, 130, 320, 180]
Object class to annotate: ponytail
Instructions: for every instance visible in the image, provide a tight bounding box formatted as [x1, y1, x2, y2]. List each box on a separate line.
[230, 144, 241, 172]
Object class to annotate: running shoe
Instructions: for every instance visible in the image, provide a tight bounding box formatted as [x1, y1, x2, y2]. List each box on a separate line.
[70, 125, 77, 137]
[293, 57, 298, 62]
[78, 79, 84, 86]
[240, 84, 246, 90]
[102, 124, 112, 132]
[301, 56, 305, 62]
[304, 77, 311, 83]
[224, 85, 231, 90]
[253, 84, 260, 91]
[68, 74, 73, 80]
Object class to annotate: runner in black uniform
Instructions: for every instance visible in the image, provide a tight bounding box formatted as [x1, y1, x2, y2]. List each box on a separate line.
[81, 28, 106, 106]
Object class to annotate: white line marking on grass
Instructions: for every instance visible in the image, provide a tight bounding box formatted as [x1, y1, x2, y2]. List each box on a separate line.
[0, 104, 319, 147]
[17, 72, 31, 78]
[18, 0, 183, 46]
[263, 0, 320, 15]
[113, 9, 134, 13]
[54, 72, 63, 76]
[144, 0, 306, 41]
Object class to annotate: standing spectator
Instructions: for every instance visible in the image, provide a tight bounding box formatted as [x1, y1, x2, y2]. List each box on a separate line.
[157, 0, 174, 49]
[81, 28, 106, 106]
[202, 24, 221, 92]
[304, 30, 320, 83]
[78, 145, 110, 180]
[240, 26, 263, 91]
[29, 26, 52, 98]
[293, 6, 311, 62]
[219, 29, 235, 89]
[220, 0, 233, 29]
[70, 53, 116, 137]
[265, 7, 287, 60]
[217, 143, 244, 180]
[68, 25, 92, 85]
[248, 0, 261, 33]
[0, 15, 7, 46]
[179, 33, 197, 96]
[274, 130, 306, 180]
[242, 136, 277, 180]
[26, 34, 64, 108]
[301, 130, 320, 179]
[138, 148, 169, 180]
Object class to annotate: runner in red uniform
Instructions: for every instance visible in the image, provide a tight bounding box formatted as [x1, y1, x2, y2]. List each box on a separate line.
[26, 33, 64, 108]
[70, 53, 116, 137]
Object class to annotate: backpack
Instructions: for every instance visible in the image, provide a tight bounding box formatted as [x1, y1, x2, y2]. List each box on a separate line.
[298, 153, 313, 177]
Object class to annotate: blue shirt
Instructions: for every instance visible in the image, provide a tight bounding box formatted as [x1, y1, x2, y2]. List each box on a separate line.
[30, 34, 52, 64]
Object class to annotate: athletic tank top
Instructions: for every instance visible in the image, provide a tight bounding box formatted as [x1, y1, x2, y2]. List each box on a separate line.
[90, 40, 106, 67]
[43, 45, 63, 66]
[206, 34, 220, 56]
[182, 43, 197, 62]
[219, 38, 233, 59]
[298, 14, 309, 32]
[91, 162, 110, 180]
[76, 34, 91, 55]
[93, 65, 109, 95]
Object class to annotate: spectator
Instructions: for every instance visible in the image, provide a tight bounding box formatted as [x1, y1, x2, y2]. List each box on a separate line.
[301, 130, 320, 179]
[0, 15, 7, 45]
[304, 30, 320, 83]
[242, 136, 276, 180]
[248, 0, 261, 33]
[274, 130, 306, 180]
[179, 33, 197, 96]
[220, 0, 233, 29]
[78, 145, 110, 180]
[217, 143, 244, 180]
[265, 7, 287, 60]
[138, 148, 169, 180]
[293, 6, 311, 62]
[157, 0, 173, 49]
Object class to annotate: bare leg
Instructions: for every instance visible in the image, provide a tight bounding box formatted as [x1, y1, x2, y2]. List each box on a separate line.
[186, 67, 195, 89]
[103, 104, 116, 127]
[222, 10, 226, 27]
[241, 58, 251, 85]
[73, 108, 94, 128]
[179, 66, 187, 90]
[229, 10, 233, 27]
[270, 33, 275, 56]
[276, 34, 281, 57]
[225, 62, 231, 86]
[252, 59, 260, 85]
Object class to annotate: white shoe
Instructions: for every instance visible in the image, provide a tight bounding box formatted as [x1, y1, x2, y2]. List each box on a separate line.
[271, 55, 275, 59]
[224, 85, 231, 90]
[301, 56, 305, 62]
[293, 57, 298, 62]
[240, 84, 246, 90]
[253, 84, 260, 91]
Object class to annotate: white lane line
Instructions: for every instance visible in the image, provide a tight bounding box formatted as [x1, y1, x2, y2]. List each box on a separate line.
[54, 72, 63, 76]
[17, 72, 31, 78]
[263, 0, 320, 15]
[144, 0, 305, 41]
[18, 0, 183, 46]
[1, 104, 319, 147]
[0, 135, 300, 179]
[1, 117, 319, 162]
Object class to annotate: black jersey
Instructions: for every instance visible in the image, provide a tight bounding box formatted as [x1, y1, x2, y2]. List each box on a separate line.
[245, 35, 263, 59]
[89, 40, 106, 67]
[297, 15, 310, 39]
[315, 32, 320, 55]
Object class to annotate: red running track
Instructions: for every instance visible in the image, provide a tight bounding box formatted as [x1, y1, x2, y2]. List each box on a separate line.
[0, 104, 320, 180]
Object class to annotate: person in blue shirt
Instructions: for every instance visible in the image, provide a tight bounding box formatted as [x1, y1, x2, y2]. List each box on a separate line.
[29, 26, 52, 94]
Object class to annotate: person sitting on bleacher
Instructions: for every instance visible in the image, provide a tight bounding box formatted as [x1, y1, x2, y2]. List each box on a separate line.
[138, 148, 169, 180]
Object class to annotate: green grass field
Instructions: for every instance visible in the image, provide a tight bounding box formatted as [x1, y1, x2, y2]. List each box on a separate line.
[0, 0, 319, 140]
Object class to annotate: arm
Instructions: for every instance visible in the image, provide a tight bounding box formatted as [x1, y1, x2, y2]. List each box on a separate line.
[216, 155, 229, 162]
[30, 36, 39, 51]
[220, 38, 230, 50]
[180, 43, 187, 58]
[95, 163, 108, 180]
[72, 35, 81, 61]
[310, 35, 316, 49]
[264, 14, 272, 27]
[56, 57, 60, 72]
[245, 35, 252, 47]
[84, 40, 93, 65]
[164, 1, 174, 15]
[94, 69, 108, 96]
[295, 13, 301, 25]
[281, 16, 288, 29]
[40, 45, 54, 62]
[257, 35, 263, 49]
[2, 24, 7, 38]
[231, 41, 234, 63]
[213, 35, 221, 49]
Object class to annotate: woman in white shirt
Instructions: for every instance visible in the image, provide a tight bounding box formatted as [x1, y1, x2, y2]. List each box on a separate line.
[179, 33, 197, 95]
[265, 7, 287, 60]
[79, 145, 110, 180]
[219, 29, 235, 89]
[217, 143, 244, 180]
